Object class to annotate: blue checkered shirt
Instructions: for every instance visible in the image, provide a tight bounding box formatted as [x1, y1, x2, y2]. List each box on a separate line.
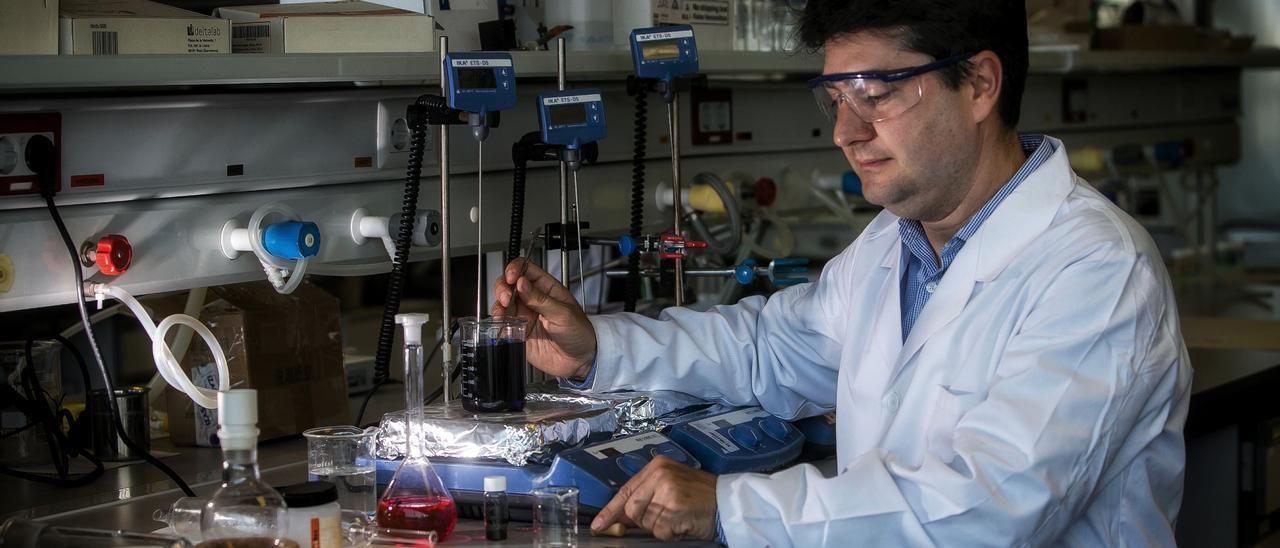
[898, 133, 1055, 340]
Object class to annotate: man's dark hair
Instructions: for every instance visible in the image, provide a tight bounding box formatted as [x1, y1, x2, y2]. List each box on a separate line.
[797, 0, 1028, 129]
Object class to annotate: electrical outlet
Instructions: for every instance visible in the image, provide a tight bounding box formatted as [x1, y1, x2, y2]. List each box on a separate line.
[376, 99, 433, 171]
[0, 113, 61, 196]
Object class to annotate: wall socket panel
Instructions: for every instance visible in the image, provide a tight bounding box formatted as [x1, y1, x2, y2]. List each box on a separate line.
[0, 113, 61, 197]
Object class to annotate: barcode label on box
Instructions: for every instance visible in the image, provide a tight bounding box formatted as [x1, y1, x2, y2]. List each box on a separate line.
[233, 25, 270, 39]
[92, 31, 119, 55]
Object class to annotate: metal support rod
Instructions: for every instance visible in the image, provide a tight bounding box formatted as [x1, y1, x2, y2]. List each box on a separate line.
[607, 268, 738, 279]
[438, 35, 452, 404]
[669, 92, 685, 306]
[557, 38, 570, 288]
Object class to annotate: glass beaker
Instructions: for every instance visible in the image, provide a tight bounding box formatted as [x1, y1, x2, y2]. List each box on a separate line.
[378, 314, 457, 542]
[532, 486, 579, 547]
[304, 426, 378, 517]
[0, 340, 62, 467]
[458, 317, 528, 413]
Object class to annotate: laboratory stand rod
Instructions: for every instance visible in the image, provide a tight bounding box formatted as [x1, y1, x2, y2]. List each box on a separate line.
[557, 37, 570, 286]
[438, 35, 453, 404]
[670, 93, 685, 306]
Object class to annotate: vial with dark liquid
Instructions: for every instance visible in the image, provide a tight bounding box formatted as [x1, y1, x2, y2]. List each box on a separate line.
[483, 475, 509, 541]
[459, 317, 527, 413]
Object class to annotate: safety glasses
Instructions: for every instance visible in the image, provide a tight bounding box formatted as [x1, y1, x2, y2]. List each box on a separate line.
[807, 52, 975, 124]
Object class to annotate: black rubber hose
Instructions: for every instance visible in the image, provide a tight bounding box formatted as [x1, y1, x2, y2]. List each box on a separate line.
[43, 195, 195, 496]
[360, 95, 448, 426]
[507, 140, 530, 264]
[625, 89, 648, 312]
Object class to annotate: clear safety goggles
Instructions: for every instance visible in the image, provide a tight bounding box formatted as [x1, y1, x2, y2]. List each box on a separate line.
[807, 52, 975, 124]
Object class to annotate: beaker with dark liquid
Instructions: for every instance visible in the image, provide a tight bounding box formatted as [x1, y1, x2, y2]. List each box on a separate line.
[458, 317, 528, 413]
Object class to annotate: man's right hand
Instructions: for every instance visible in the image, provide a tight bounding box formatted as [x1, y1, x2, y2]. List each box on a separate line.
[491, 258, 597, 380]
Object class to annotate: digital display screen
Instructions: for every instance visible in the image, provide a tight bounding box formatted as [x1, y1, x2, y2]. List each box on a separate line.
[457, 67, 496, 89]
[549, 104, 588, 126]
[640, 40, 681, 61]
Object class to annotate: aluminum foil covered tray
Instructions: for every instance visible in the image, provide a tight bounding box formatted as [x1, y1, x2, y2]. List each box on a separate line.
[376, 388, 709, 465]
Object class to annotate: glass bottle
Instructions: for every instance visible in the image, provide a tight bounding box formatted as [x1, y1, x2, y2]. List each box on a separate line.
[377, 314, 457, 542]
[201, 389, 288, 543]
[483, 475, 509, 541]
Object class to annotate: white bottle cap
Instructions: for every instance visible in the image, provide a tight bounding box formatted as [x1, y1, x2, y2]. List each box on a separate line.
[484, 475, 507, 492]
[395, 313, 430, 345]
[217, 389, 260, 450]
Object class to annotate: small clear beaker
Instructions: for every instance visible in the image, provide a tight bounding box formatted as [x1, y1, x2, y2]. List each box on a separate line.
[532, 486, 579, 547]
[457, 316, 528, 413]
[303, 426, 379, 517]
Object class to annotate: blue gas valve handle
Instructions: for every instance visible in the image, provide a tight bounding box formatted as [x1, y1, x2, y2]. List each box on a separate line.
[768, 258, 809, 286]
[733, 259, 758, 286]
[617, 235, 636, 256]
[262, 221, 321, 260]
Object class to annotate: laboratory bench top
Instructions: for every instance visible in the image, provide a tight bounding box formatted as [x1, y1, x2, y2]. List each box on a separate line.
[1, 388, 716, 546]
[4, 342, 1277, 543]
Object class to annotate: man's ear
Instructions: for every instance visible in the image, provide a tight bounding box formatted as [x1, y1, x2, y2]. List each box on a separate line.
[965, 50, 1003, 125]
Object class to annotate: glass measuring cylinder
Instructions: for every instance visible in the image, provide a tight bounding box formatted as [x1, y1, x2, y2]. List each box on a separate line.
[303, 426, 378, 517]
[458, 317, 528, 413]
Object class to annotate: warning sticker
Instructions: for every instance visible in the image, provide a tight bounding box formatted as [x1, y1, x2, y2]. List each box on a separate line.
[586, 432, 669, 460]
[652, 0, 731, 27]
[687, 408, 770, 453]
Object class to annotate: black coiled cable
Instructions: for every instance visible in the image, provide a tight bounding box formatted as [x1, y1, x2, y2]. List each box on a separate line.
[507, 138, 530, 264]
[358, 95, 447, 426]
[625, 89, 648, 312]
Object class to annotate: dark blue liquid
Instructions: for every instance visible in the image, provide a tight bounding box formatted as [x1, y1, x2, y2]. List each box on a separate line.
[461, 340, 526, 413]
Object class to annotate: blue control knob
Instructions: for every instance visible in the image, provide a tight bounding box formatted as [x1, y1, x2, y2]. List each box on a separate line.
[653, 444, 690, 464]
[263, 221, 321, 260]
[617, 235, 636, 256]
[729, 425, 761, 449]
[734, 259, 758, 285]
[758, 417, 792, 441]
[618, 453, 650, 475]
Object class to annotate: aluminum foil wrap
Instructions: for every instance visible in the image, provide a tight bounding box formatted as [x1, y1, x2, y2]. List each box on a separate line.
[568, 390, 712, 435]
[376, 389, 709, 466]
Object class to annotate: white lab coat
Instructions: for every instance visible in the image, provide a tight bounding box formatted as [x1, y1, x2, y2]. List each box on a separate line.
[582, 137, 1192, 546]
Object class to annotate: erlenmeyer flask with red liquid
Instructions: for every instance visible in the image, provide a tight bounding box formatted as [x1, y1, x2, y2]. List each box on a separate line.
[378, 314, 457, 542]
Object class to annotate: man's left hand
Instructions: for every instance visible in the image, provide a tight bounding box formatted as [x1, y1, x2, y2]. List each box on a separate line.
[590, 456, 719, 541]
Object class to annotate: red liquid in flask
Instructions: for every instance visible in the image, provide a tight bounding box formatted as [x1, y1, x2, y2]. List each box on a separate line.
[377, 495, 458, 542]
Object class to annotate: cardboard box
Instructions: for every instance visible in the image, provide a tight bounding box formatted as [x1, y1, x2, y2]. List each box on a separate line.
[216, 2, 434, 54]
[1094, 25, 1255, 52]
[613, 0, 735, 52]
[166, 281, 349, 447]
[0, 0, 59, 55]
[59, 0, 230, 55]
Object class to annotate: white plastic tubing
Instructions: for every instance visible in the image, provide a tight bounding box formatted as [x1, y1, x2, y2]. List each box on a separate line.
[90, 283, 230, 409]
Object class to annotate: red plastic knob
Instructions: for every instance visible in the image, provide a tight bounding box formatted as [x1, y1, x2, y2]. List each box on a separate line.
[754, 178, 778, 207]
[95, 235, 132, 276]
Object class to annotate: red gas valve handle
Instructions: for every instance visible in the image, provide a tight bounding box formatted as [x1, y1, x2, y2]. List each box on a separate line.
[94, 235, 132, 276]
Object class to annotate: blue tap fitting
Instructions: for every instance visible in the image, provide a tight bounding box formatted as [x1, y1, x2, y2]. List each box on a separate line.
[262, 221, 321, 260]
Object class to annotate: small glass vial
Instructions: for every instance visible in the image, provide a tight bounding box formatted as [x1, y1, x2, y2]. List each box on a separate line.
[279, 481, 342, 548]
[483, 475, 509, 541]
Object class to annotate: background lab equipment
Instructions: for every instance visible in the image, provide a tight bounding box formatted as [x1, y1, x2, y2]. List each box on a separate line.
[0, 1, 1278, 546]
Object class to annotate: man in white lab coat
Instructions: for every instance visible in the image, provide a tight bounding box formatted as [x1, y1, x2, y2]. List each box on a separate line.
[493, 0, 1192, 545]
